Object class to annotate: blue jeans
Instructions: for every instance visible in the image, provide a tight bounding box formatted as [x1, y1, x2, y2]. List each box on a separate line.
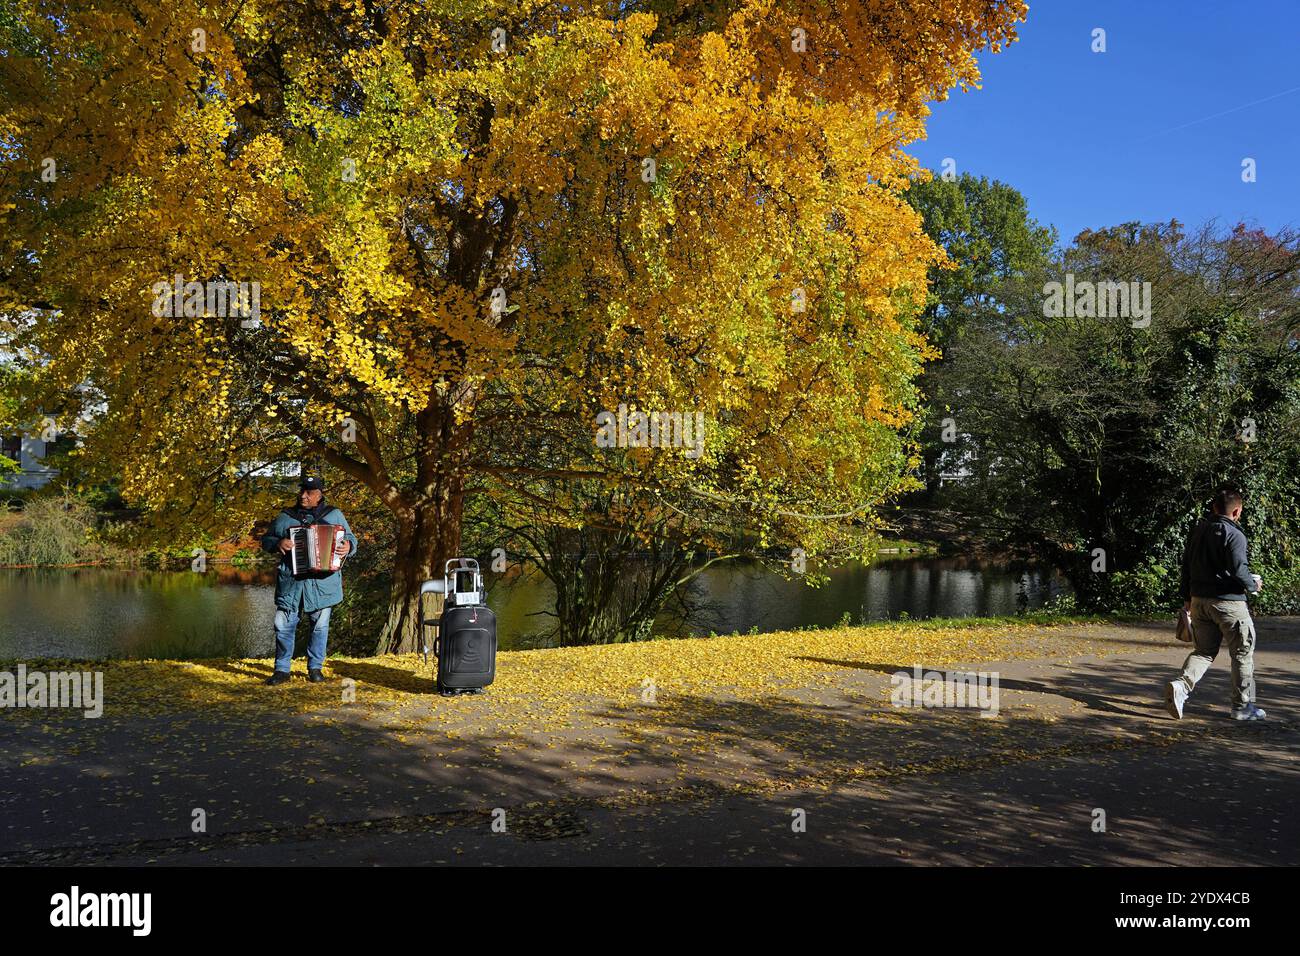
[273, 605, 331, 673]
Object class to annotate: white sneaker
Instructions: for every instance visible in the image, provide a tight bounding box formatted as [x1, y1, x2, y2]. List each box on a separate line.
[1165, 681, 1188, 719]
[1230, 703, 1267, 721]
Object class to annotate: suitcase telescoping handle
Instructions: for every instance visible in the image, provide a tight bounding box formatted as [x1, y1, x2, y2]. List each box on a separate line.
[419, 557, 486, 662]
[445, 558, 483, 624]
[443, 558, 484, 608]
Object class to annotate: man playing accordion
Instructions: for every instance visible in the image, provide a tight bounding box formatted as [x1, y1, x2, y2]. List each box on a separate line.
[259, 474, 358, 685]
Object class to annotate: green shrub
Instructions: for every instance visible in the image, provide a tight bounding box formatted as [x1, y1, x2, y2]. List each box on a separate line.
[1251, 562, 1300, 616]
[0, 493, 127, 565]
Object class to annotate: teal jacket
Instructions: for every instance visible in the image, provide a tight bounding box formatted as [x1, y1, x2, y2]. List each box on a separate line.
[260, 503, 358, 613]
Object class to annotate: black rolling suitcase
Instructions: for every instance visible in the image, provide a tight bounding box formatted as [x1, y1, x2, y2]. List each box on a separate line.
[421, 558, 496, 696]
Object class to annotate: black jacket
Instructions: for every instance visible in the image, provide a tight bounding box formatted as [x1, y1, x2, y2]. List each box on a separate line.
[1180, 513, 1258, 602]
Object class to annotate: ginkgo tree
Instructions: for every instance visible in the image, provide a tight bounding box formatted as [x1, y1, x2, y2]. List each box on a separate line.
[0, 0, 1026, 653]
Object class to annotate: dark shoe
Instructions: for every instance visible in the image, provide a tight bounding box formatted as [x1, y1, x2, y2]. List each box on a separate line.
[265, 671, 292, 686]
[307, 669, 326, 683]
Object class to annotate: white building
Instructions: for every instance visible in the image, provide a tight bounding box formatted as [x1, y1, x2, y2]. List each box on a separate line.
[0, 430, 60, 490]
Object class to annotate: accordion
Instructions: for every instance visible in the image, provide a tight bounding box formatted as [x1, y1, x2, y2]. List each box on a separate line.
[288, 523, 345, 576]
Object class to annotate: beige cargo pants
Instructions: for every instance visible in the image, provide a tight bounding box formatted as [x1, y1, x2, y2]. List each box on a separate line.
[1175, 596, 1257, 709]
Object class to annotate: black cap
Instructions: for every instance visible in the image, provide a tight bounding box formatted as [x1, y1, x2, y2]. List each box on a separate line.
[299, 474, 325, 491]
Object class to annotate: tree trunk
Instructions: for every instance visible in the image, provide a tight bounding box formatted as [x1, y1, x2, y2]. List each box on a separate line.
[376, 499, 464, 655]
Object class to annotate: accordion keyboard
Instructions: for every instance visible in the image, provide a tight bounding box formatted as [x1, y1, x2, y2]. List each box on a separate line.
[288, 524, 344, 576]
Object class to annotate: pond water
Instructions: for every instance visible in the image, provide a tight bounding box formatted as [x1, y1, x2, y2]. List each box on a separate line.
[0, 556, 1068, 661]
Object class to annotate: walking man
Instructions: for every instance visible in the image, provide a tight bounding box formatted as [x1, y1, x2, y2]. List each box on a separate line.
[260, 475, 357, 685]
[1166, 488, 1265, 721]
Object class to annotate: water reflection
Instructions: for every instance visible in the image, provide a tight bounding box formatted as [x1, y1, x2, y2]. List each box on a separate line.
[480, 555, 1067, 645]
[677, 556, 1066, 637]
[0, 568, 277, 660]
[0, 556, 1068, 660]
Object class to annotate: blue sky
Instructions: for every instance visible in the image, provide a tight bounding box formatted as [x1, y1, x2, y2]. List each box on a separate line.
[912, 0, 1300, 246]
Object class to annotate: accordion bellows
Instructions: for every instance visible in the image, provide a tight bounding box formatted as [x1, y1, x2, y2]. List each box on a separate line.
[289, 524, 345, 576]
